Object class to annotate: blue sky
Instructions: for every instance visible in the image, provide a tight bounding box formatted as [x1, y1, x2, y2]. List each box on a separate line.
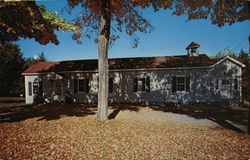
[17, 0, 250, 61]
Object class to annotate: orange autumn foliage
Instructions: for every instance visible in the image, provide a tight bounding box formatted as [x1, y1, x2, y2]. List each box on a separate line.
[67, 0, 250, 44]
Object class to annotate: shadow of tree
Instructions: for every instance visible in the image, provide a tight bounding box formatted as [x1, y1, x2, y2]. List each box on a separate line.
[0, 104, 96, 123]
[1, 102, 247, 133]
[108, 104, 140, 119]
[0, 97, 25, 104]
[0, 99, 25, 103]
[149, 103, 248, 133]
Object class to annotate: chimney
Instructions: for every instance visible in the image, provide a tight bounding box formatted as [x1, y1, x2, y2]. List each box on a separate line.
[186, 42, 200, 57]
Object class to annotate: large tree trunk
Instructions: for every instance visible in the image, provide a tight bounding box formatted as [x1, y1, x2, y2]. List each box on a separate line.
[97, 1, 111, 121]
[248, 107, 250, 134]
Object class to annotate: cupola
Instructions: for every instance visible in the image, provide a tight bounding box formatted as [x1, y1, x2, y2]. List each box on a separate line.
[186, 42, 200, 57]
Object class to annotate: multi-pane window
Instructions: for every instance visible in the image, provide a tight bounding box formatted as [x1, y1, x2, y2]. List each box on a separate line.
[55, 83, 62, 95]
[172, 76, 190, 92]
[96, 77, 114, 93]
[222, 79, 230, 85]
[74, 79, 89, 93]
[28, 82, 32, 96]
[191, 48, 196, 53]
[133, 77, 150, 92]
[177, 77, 185, 91]
[78, 79, 85, 93]
[214, 78, 237, 91]
[138, 78, 146, 91]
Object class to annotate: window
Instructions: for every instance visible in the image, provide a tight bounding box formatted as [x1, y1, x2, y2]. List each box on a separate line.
[74, 79, 89, 93]
[234, 78, 238, 90]
[222, 79, 230, 85]
[191, 48, 196, 53]
[177, 77, 185, 91]
[133, 77, 150, 92]
[172, 76, 190, 92]
[96, 77, 113, 93]
[138, 78, 146, 91]
[28, 82, 32, 96]
[78, 79, 85, 93]
[55, 84, 62, 95]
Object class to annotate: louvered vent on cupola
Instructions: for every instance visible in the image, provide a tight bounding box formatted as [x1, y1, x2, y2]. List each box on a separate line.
[186, 42, 200, 57]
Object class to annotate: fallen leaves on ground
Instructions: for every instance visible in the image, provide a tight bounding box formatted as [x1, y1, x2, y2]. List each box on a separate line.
[0, 107, 249, 160]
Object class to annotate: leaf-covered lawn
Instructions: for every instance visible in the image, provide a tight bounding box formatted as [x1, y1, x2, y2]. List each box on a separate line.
[0, 105, 249, 160]
[0, 97, 26, 109]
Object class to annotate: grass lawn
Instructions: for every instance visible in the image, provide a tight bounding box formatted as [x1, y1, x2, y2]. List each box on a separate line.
[0, 99, 249, 159]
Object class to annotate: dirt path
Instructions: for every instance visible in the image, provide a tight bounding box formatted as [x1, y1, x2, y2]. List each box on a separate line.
[110, 107, 221, 128]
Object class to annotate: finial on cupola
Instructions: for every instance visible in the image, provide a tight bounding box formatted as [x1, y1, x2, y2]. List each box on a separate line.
[186, 42, 200, 57]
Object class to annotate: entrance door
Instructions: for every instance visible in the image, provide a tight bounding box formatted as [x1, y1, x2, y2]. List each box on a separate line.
[220, 78, 232, 99]
[53, 80, 64, 102]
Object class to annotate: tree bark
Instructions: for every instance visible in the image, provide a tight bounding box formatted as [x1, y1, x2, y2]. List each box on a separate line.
[248, 107, 250, 134]
[97, 1, 111, 121]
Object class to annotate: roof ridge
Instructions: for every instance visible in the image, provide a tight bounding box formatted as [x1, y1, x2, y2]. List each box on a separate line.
[58, 54, 209, 63]
[22, 54, 218, 74]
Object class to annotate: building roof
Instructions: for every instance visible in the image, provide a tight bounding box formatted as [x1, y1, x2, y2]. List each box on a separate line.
[22, 62, 59, 74]
[186, 42, 200, 49]
[22, 54, 221, 74]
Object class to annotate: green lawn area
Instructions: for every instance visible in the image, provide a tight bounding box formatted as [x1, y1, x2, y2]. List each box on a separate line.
[0, 99, 249, 159]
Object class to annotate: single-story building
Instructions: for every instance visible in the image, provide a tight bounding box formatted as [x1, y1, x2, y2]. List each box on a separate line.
[22, 42, 245, 105]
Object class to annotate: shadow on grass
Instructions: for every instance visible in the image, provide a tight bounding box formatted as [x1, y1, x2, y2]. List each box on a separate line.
[0, 104, 96, 123]
[0, 97, 25, 103]
[149, 103, 248, 133]
[108, 104, 140, 119]
[1, 101, 248, 133]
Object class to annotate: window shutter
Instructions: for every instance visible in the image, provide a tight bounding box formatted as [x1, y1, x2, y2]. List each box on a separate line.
[146, 77, 150, 92]
[172, 76, 176, 92]
[234, 78, 238, 90]
[85, 79, 89, 93]
[133, 78, 138, 92]
[215, 79, 219, 90]
[141, 78, 146, 91]
[109, 78, 113, 93]
[74, 79, 78, 93]
[186, 76, 190, 92]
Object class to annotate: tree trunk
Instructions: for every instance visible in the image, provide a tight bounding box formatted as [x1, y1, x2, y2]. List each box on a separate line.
[97, 1, 111, 121]
[248, 107, 250, 134]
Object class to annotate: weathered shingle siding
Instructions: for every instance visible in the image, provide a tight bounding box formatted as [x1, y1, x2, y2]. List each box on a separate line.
[38, 59, 242, 104]
[64, 72, 98, 103]
[211, 59, 242, 102]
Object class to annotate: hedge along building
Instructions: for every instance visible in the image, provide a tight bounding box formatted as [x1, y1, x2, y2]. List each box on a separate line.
[22, 42, 245, 105]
